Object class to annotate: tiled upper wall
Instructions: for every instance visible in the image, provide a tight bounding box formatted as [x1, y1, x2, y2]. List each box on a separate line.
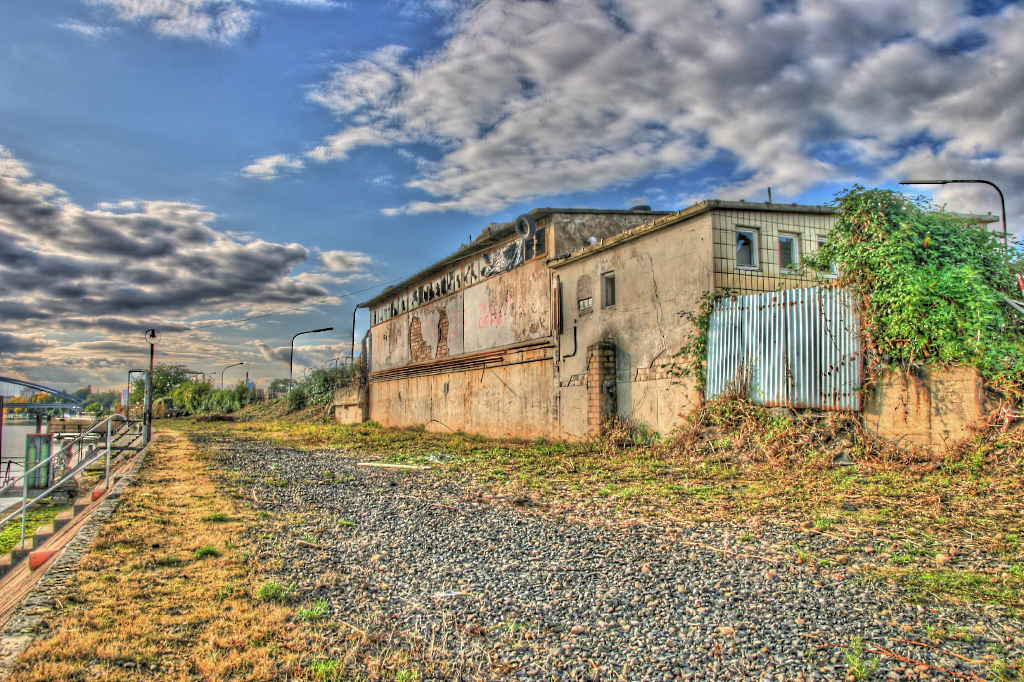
[712, 209, 837, 295]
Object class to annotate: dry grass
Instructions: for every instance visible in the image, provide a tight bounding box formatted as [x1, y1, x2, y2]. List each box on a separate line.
[5, 430, 419, 681]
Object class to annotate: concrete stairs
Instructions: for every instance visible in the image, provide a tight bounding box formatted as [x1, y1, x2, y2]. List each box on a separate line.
[0, 462, 129, 581]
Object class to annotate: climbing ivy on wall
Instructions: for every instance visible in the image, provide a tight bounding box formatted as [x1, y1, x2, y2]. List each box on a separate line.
[671, 290, 726, 396]
[803, 186, 1024, 397]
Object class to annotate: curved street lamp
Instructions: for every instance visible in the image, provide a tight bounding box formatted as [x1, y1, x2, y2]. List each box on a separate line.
[899, 179, 1008, 246]
[221, 362, 244, 390]
[290, 327, 333, 390]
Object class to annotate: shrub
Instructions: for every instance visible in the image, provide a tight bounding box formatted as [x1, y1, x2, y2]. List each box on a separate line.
[803, 186, 1024, 396]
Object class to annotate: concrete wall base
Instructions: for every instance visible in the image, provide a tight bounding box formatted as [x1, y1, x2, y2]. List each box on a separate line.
[862, 366, 984, 448]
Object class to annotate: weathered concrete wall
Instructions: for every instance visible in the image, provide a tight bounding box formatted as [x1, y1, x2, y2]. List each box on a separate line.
[464, 259, 550, 354]
[333, 384, 367, 425]
[862, 366, 984, 448]
[370, 312, 411, 372]
[554, 212, 715, 438]
[368, 347, 556, 440]
[550, 210, 669, 257]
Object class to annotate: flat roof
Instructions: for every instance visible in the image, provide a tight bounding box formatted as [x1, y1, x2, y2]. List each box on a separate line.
[547, 200, 1000, 268]
[358, 206, 670, 308]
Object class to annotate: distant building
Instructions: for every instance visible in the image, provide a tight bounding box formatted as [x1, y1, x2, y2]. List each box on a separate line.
[19, 388, 40, 399]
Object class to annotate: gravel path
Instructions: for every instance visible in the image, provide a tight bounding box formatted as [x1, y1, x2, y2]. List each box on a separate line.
[200, 434, 1022, 681]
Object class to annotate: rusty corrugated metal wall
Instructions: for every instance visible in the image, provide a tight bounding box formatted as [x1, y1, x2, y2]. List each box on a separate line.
[706, 286, 861, 410]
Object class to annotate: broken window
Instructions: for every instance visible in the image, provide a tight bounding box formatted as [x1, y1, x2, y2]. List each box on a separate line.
[736, 229, 758, 269]
[534, 228, 546, 259]
[778, 233, 798, 271]
[577, 275, 593, 315]
[602, 272, 616, 308]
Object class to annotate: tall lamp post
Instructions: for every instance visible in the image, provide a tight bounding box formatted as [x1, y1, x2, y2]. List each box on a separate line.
[290, 327, 333, 390]
[221, 362, 244, 390]
[899, 179, 1008, 246]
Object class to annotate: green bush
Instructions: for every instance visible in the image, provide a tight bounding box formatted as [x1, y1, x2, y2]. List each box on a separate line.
[803, 186, 1024, 396]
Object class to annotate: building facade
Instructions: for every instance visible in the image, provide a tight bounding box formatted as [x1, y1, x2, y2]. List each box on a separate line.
[358, 201, 838, 440]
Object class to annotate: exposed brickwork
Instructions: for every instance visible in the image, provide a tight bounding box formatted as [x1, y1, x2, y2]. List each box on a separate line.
[631, 358, 676, 382]
[409, 317, 433, 364]
[587, 341, 616, 436]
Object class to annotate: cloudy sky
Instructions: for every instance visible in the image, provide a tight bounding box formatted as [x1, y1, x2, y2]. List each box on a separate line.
[1, 0, 1021, 392]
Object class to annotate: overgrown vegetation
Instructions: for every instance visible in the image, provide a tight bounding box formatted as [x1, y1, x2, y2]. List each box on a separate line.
[670, 290, 723, 393]
[170, 379, 258, 416]
[804, 186, 1024, 396]
[286, 364, 364, 412]
[0, 503, 70, 555]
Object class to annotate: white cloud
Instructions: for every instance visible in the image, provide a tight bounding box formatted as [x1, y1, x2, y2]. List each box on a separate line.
[241, 153, 305, 179]
[83, 0, 346, 42]
[86, 0, 257, 43]
[0, 145, 330, 332]
[252, 0, 1022, 225]
[58, 19, 118, 39]
[319, 249, 373, 273]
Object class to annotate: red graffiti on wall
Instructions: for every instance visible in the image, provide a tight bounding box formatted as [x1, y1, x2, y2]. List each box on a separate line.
[477, 294, 513, 329]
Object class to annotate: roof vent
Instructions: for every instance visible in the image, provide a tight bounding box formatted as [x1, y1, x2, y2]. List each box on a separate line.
[630, 204, 652, 211]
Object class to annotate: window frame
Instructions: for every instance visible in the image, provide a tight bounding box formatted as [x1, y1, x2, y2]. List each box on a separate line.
[602, 271, 616, 308]
[735, 228, 760, 270]
[778, 232, 800, 272]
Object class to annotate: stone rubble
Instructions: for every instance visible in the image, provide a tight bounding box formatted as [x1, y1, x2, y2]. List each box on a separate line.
[208, 435, 1021, 681]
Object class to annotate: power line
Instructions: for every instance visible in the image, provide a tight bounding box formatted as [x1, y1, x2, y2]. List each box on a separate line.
[167, 277, 405, 333]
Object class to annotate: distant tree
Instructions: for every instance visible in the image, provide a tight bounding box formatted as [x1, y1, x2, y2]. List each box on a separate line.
[267, 378, 295, 396]
[73, 387, 92, 400]
[130, 364, 197, 404]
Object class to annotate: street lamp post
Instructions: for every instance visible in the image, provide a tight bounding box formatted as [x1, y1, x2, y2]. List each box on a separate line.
[899, 179, 1008, 246]
[221, 362, 244, 390]
[289, 327, 333, 390]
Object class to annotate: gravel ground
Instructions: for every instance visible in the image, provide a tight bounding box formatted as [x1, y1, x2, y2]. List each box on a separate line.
[199, 434, 1022, 681]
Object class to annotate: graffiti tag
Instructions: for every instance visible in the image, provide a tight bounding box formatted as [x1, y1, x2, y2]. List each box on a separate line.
[478, 294, 514, 329]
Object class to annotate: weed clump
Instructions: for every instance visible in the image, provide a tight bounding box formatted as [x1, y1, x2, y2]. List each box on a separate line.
[193, 545, 222, 559]
[255, 580, 287, 602]
[297, 598, 328, 622]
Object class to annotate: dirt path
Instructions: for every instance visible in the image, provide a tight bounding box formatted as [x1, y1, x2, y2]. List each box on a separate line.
[4, 431, 307, 681]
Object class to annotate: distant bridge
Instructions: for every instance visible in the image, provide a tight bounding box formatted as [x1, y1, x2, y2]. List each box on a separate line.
[0, 376, 83, 411]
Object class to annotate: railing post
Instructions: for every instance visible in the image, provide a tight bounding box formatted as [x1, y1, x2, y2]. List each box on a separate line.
[20, 462, 27, 550]
[105, 417, 112, 490]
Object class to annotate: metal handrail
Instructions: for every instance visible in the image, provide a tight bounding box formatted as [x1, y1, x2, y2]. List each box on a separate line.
[0, 415, 128, 497]
[0, 414, 128, 552]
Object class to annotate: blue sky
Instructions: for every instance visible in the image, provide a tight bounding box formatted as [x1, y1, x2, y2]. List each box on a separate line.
[1, 0, 1021, 392]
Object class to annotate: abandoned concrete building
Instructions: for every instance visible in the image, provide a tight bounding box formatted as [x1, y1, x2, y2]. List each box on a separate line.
[350, 200, 842, 440]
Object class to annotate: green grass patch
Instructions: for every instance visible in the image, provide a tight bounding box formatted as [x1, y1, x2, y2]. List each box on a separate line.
[297, 599, 328, 622]
[895, 569, 1024, 610]
[0, 503, 70, 555]
[255, 580, 287, 602]
[193, 545, 222, 560]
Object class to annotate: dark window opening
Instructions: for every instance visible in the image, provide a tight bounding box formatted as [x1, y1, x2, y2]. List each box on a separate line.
[778, 234, 798, 270]
[736, 229, 758, 268]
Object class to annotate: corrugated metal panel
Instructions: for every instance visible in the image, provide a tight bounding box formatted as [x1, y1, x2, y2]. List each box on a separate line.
[706, 286, 861, 410]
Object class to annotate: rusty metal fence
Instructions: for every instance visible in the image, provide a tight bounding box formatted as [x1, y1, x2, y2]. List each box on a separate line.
[706, 286, 862, 410]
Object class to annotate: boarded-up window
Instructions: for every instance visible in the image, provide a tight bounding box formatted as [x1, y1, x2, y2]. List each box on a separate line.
[577, 275, 593, 315]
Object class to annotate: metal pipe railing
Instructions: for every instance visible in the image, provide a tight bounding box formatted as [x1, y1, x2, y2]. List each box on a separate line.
[0, 415, 127, 497]
[0, 414, 129, 551]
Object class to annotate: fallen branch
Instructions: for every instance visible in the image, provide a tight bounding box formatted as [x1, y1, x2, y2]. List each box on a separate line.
[357, 462, 430, 470]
